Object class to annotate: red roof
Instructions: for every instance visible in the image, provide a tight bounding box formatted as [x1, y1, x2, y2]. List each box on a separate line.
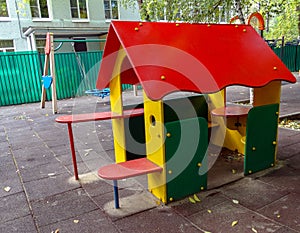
[97, 21, 296, 100]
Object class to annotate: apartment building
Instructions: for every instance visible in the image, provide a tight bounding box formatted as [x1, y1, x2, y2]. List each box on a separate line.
[0, 0, 140, 52]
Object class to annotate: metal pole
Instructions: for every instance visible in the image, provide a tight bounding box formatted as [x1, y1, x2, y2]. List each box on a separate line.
[67, 123, 79, 180]
[54, 39, 106, 43]
[294, 44, 298, 72]
[113, 180, 120, 208]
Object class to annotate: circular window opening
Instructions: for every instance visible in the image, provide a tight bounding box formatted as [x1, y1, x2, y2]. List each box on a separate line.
[150, 115, 156, 126]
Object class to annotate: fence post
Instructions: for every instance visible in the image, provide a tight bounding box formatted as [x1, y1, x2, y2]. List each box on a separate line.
[294, 44, 298, 72]
[280, 36, 284, 60]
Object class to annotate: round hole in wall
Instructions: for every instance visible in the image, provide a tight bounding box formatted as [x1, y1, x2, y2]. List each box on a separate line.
[150, 115, 156, 126]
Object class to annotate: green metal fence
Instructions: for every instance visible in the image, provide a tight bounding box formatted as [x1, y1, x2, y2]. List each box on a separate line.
[0, 45, 299, 107]
[0, 51, 42, 106]
[44, 51, 104, 100]
[273, 45, 300, 72]
[0, 51, 105, 106]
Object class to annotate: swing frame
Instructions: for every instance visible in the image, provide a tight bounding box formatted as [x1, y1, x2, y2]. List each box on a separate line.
[40, 32, 58, 114]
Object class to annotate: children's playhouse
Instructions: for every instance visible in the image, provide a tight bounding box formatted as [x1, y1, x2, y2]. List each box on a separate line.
[96, 21, 296, 205]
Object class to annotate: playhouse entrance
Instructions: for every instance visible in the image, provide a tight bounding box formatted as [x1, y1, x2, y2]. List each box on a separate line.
[207, 146, 244, 189]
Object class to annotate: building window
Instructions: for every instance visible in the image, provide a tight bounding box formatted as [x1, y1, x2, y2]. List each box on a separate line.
[104, 0, 119, 20]
[70, 0, 88, 19]
[0, 0, 9, 17]
[36, 39, 46, 53]
[30, 0, 49, 18]
[0, 40, 14, 52]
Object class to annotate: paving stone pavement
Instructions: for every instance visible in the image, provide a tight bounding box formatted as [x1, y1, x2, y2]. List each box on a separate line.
[0, 73, 299, 233]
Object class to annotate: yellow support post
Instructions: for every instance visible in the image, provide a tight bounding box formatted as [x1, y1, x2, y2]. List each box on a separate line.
[208, 90, 227, 147]
[253, 81, 281, 106]
[110, 48, 127, 163]
[143, 92, 167, 203]
[208, 89, 246, 154]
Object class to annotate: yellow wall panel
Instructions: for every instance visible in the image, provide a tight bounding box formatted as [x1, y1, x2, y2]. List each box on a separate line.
[110, 48, 127, 163]
[143, 92, 167, 203]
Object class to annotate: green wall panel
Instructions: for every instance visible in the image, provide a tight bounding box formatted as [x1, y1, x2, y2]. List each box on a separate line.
[165, 117, 208, 201]
[163, 95, 208, 123]
[244, 104, 279, 175]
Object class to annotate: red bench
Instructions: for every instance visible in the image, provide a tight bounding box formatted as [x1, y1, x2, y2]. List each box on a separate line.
[55, 108, 144, 180]
[98, 158, 163, 208]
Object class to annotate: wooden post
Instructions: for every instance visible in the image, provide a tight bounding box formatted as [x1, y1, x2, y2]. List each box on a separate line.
[40, 32, 58, 114]
[49, 33, 58, 114]
[40, 55, 49, 109]
[133, 84, 138, 96]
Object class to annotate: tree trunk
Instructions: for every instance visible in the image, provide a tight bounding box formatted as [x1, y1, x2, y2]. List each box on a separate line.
[137, 0, 143, 8]
[234, 0, 245, 24]
[297, 4, 300, 36]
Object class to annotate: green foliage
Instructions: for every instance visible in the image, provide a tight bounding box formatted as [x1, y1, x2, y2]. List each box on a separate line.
[263, 0, 299, 41]
[120, 0, 300, 41]
[0, 0, 8, 17]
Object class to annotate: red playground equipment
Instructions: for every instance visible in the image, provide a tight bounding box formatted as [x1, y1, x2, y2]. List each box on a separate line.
[95, 21, 296, 207]
[57, 20, 296, 209]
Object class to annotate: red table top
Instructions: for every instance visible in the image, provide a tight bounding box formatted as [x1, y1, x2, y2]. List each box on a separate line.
[55, 108, 144, 124]
[98, 158, 163, 180]
[211, 106, 251, 117]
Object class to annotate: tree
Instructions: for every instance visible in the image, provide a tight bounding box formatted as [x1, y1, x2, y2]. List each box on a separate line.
[121, 0, 300, 41]
[0, 0, 8, 17]
[256, 0, 299, 41]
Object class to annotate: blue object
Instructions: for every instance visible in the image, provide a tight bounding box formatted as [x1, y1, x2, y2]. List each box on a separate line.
[113, 180, 120, 209]
[85, 88, 110, 98]
[42, 75, 53, 89]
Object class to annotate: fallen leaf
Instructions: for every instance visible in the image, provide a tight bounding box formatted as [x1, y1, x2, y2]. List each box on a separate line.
[193, 194, 201, 202]
[4, 186, 11, 192]
[45, 114, 49, 117]
[84, 149, 93, 152]
[189, 197, 196, 204]
[277, 215, 281, 218]
[251, 227, 258, 233]
[232, 199, 239, 204]
[73, 219, 79, 224]
[207, 209, 212, 214]
[51, 229, 60, 233]
[231, 220, 238, 227]
[232, 169, 237, 174]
